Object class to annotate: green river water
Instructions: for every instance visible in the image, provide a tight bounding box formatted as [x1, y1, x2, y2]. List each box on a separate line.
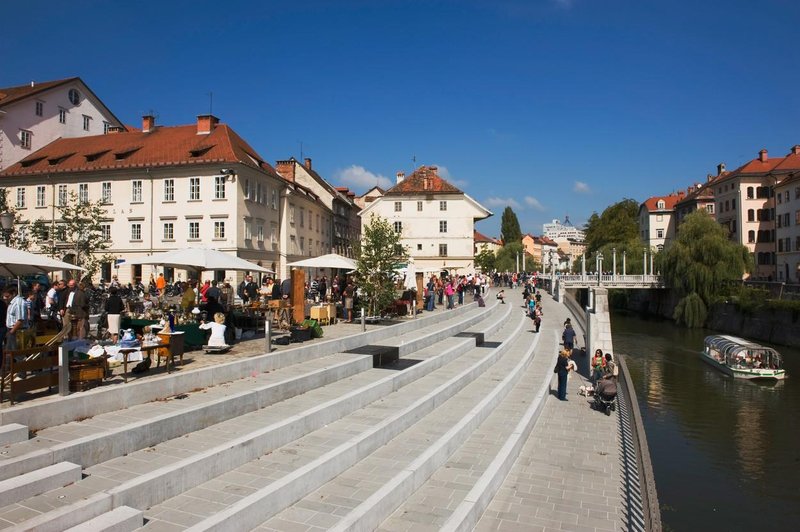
[610, 312, 800, 532]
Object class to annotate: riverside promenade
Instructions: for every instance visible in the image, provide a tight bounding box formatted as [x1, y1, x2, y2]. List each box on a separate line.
[0, 288, 647, 531]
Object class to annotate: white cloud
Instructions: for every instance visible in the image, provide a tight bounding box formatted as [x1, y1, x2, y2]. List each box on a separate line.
[524, 196, 545, 211]
[434, 165, 468, 188]
[335, 165, 392, 191]
[573, 181, 591, 194]
[485, 196, 522, 210]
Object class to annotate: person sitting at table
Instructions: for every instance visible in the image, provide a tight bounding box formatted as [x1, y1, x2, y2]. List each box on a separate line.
[181, 282, 196, 310]
[199, 312, 227, 347]
[259, 279, 271, 302]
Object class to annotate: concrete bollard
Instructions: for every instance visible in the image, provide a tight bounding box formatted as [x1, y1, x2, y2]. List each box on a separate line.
[361, 308, 366, 332]
[59, 346, 69, 396]
[265, 319, 272, 353]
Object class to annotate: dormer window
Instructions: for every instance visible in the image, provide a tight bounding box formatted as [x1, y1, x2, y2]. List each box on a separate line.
[114, 146, 142, 160]
[85, 149, 110, 162]
[189, 145, 214, 158]
[657, 200, 665, 209]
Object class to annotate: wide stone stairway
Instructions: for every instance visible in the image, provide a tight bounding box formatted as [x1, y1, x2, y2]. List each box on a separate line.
[0, 289, 630, 531]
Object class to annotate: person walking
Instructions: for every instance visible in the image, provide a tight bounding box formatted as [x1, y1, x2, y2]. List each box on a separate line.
[445, 281, 455, 310]
[555, 348, 573, 401]
[105, 287, 124, 343]
[343, 281, 355, 322]
[562, 322, 577, 352]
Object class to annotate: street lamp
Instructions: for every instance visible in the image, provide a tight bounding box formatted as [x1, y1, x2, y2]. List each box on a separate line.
[0, 212, 14, 246]
[623, 250, 627, 276]
[596, 251, 604, 285]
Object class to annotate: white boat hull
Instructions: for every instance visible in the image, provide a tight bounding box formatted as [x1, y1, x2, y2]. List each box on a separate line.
[701, 352, 787, 380]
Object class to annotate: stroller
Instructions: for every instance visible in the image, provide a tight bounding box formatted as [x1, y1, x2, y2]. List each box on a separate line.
[592, 375, 617, 416]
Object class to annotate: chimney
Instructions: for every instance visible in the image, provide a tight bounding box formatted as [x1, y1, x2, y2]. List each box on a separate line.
[759, 149, 768, 162]
[142, 115, 156, 133]
[304, 157, 312, 170]
[717, 162, 726, 175]
[396, 171, 405, 184]
[196, 114, 219, 135]
[707, 174, 714, 183]
[107, 125, 125, 134]
[30, 81, 35, 88]
[792, 145, 800, 156]
[275, 159, 295, 182]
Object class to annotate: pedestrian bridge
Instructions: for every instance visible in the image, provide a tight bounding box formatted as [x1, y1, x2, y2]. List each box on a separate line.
[556, 273, 665, 290]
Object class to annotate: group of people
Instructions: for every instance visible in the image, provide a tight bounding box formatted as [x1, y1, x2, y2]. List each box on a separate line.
[424, 273, 488, 312]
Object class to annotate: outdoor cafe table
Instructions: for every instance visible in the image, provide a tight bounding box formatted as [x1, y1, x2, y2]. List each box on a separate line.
[120, 318, 206, 347]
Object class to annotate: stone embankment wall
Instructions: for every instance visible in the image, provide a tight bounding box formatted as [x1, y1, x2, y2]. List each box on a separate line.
[622, 289, 800, 349]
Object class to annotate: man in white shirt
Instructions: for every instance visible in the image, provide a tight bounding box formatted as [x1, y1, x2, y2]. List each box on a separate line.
[6, 288, 30, 351]
[45, 281, 60, 320]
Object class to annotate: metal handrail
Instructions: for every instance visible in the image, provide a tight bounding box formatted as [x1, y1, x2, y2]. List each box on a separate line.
[617, 354, 662, 531]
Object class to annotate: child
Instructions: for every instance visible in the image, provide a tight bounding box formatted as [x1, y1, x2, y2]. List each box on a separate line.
[200, 312, 228, 347]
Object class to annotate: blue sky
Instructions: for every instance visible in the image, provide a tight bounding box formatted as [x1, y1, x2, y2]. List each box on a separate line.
[3, 0, 800, 238]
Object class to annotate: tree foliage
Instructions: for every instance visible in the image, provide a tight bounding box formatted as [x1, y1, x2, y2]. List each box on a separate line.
[29, 192, 112, 280]
[494, 242, 535, 272]
[0, 188, 30, 250]
[474, 244, 496, 273]
[500, 207, 522, 246]
[353, 214, 408, 317]
[662, 210, 752, 327]
[583, 198, 640, 253]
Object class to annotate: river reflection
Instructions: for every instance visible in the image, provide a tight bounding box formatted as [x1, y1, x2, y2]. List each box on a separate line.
[611, 311, 799, 532]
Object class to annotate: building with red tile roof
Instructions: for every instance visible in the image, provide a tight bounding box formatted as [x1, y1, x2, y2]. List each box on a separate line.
[0, 114, 332, 283]
[473, 229, 501, 255]
[0, 77, 124, 170]
[638, 191, 686, 250]
[359, 165, 491, 274]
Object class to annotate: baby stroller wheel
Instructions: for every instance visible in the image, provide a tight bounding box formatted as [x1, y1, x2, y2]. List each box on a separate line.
[605, 406, 612, 416]
[611, 402, 616, 412]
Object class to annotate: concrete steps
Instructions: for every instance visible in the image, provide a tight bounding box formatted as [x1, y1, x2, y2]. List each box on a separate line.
[139, 307, 523, 530]
[0, 303, 505, 531]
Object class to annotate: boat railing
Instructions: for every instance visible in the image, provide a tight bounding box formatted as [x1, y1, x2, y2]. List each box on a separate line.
[617, 354, 662, 532]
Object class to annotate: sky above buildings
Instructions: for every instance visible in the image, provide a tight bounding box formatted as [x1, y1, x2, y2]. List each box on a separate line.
[3, 0, 800, 238]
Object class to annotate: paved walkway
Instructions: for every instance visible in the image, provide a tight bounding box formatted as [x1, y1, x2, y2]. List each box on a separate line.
[475, 290, 628, 531]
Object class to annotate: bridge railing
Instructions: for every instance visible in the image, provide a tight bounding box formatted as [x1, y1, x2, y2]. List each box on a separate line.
[557, 274, 664, 288]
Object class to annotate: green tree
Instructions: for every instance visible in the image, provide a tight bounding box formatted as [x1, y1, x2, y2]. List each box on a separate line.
[0, 188, 30, 250]
[662, 210, 751, 327]
[494, 242, 534, 272]
[29, 192, 113, 281]
[353, 214, 408, 317]
[583, 198, 640, 253]
[500, 207, 522, 246]
[474, 244, 496, 273]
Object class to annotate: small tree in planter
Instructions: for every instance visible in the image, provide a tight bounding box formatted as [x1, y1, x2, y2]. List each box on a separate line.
[354, 214, 408, 318]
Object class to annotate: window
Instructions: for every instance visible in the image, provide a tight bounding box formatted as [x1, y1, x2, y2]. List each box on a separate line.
[394, 221, 402, 233]
[439, 244, 448, 257]
[309, 213, 313, 231]
[101, 224, 111, 241]
[68, 88, 80, 105]
[778, 192, 783, 204]
[300, 208, 305, 228]
[747, 209, 755, 222]
[394, 201, 402, 212]
[786, 191, 790, 202]
[256, 182, 262, 203]
[215, 176, 225, 199]
[131, 180, 142, 203]
[257, 223, 264, 242]
[163, 179, 174, 201]
[103, 121, 110, 134]
[189, 177, 200, 200]
[657, 200, 665, 209]
[78, 183, 88, 204]
[16, 187, 25, 208]
[58, 185, 67, 206]
[244, 220, 252, 240]
[440, 201, 447, 211]
[36, 186, 45, 207]
[747, 186, 754, 199]
[244, 179, 251, 200]
[779, 239, 784, 252]
[796, 236, 800, 251]
[271, 190, 278, 209]
[289, 205, 296, 224]
[214, 221, 225, 239]
[99, 182, 111, 203]
[35, 101, 43, 116]
[725, 200, 730, 212]
[20, 129, 31, 149]
[316, 214, 320, 232]
[785, 213, 790, 227]
[163, 222, 174, 240]
[777, 215, 782, 228]
[82, 115, 91, 131]
[417, 244, 423, 251]
[748, 230, 755, 243]
[58, 108, 66, 124]
[796, 187, 800, 200]
[796, 211, 800, 225]
[300, 237, 305, 253]
[732, 198, 736, 209]
[417, 201, 423, 211]
[188, 221, 200, 240]
[439, 220, 448, 233]
[131, 223, 142, 241]
[290, 235, 297, 254]
[656, 229, 664, 238]
[706, 204, 714, 214]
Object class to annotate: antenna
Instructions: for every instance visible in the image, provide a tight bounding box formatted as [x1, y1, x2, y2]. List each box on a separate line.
[208, 92, 213, 115]
[299, 140, 304, 160]
[412, 155, 416, 169]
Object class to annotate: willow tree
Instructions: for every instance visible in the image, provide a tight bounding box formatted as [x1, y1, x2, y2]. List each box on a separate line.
[662, 210, 751, 327]
[353, 214, 408, 317]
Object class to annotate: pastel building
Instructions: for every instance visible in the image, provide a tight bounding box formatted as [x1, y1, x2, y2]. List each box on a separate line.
[638, 192, 684, 250]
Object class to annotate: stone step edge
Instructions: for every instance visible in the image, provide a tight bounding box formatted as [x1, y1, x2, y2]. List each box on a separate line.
[0, 300, 491, 431]
[182, 311, 527, 532]
[329, 314, 540, 532]
[0, 423, 28, 445]
[12, 324, 494, 531]
[440, 331, 559, 532]
[0, 461, 81, 508]
[63, 505, 143, 532]
[0, 353, 372, 482]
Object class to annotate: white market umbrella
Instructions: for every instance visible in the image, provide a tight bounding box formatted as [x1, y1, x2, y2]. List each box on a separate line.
[0, 245, 85, 277]
[403, 257, 417, 290]
[287, 253, 357, 270]
[122, 247, 273, 274]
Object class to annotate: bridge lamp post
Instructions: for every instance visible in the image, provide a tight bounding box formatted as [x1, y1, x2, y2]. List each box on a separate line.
[596, 251, 604, 286]
[581, 253, 586, 280]
[643, 248, 648, 278]
[623, 250, 627, 276]
[612, 247, 617, 280]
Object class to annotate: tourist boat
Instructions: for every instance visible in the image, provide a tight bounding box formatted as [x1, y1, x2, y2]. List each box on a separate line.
[702, 335, 787, 380]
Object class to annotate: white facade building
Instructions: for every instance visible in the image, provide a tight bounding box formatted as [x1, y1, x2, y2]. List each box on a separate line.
[0, 114, 332, 284]
[359, 166, 491, 274]
[542, 216, 585, 242]
[638, 193, 683, 251]
[0, 77, 123, 171]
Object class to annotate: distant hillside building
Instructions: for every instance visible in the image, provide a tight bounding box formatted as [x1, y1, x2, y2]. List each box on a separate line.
[358, 166, 492, 274]
[542, 216, 585, 242]
[0, 77, 124, 170]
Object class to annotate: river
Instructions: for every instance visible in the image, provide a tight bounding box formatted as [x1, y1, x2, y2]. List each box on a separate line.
[611, 312, 800, 532]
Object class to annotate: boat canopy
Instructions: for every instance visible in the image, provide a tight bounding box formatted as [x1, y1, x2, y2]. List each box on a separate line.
[704, 335, 783, 370]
